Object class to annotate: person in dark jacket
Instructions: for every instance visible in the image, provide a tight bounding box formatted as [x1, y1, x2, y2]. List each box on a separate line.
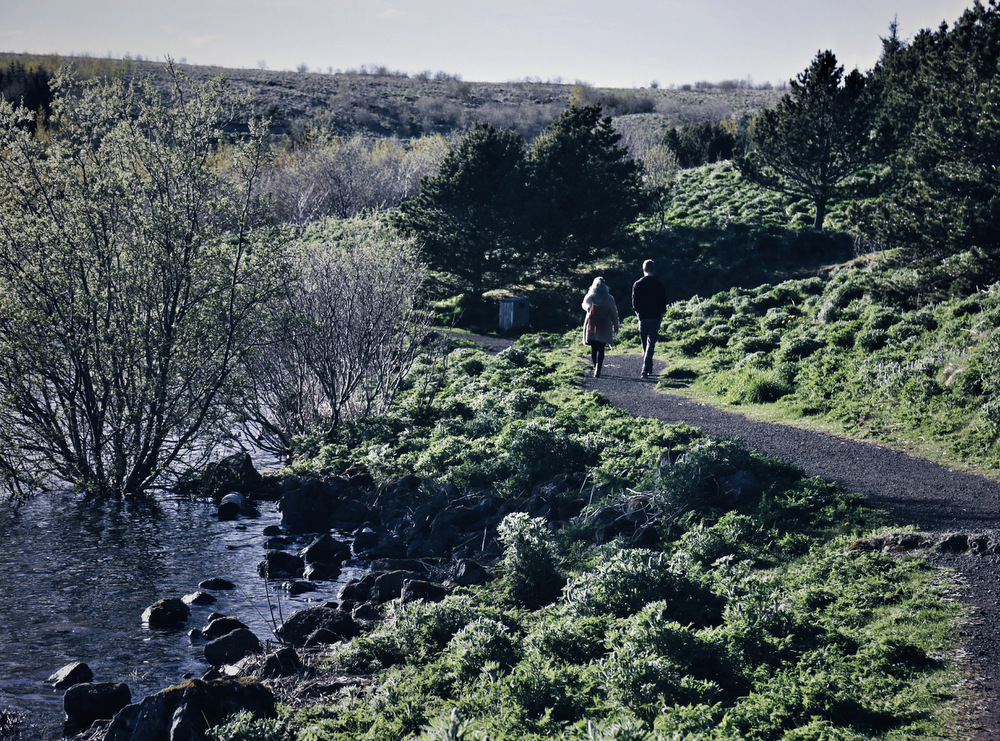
[631, 259, 667, 378]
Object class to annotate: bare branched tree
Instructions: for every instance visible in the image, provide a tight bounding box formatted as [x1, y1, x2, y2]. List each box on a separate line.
[243, 217, 431, 456]
[262, 133, 450, 225]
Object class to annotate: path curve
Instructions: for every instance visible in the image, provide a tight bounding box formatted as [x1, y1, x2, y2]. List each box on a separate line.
[583, 352, 1000, 740]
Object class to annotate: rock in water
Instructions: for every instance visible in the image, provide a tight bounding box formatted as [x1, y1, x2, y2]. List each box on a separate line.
[204, 627, 262, 666]
[47, 661, 93, 690]
[217, 491, 246, 520]
[102, 677, 275, 741]
[141, 598, 190, 629]
[63, 682, 131, 736]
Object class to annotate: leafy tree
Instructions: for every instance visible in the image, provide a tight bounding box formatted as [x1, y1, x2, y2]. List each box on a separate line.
[0, 66, 283, 498]
[526, 104, 650, 266]
[395, 122, 529, 298]
[737, 50, 871, 229]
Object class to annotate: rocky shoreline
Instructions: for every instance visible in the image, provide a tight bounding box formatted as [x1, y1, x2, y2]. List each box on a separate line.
[47, 449, 655, 739]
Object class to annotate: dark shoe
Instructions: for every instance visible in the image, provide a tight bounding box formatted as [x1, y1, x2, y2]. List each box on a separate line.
[594, 364, 602, 378]
[640, 371, 648, 379]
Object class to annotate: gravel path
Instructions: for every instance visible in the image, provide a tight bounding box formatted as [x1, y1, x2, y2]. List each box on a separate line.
[582, 351, 1000, 740]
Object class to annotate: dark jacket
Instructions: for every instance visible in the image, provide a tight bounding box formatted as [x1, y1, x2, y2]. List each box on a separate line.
[631, 274, 667, 318]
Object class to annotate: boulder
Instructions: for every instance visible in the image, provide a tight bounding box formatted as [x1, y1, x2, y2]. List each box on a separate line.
[203, 615, 249, 639]
[278, 477, 343, 533]
[370, 570, 425, 603]
[142, 598, 190, 629]
[450, 559, 490, 587]
[276, 603, 358, 647]
[63, 682, 130, 736]
[400, 579, 449, 604]
[198, 577, 236, 590]
[182, 590, 217, 606]
[352, 526, 379, 552]
[204, 627, 262, 667]
[258, 647, 303, 679]
[103, 677, 275, 741]
[301, 533, 351, 565]
[47, 661, 93, 690]
[257, 550, 305, 579]
[217, 491, 246, 520]
[338, 573, 378, 603]
[177, 451, 263, 499]
[284, 579, 318, 595]
[304, 561, 342, 581]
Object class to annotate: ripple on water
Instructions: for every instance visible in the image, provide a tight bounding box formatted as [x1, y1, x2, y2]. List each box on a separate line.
[0, 488, 361, 739]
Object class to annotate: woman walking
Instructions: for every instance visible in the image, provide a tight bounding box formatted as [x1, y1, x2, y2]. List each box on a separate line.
[581, 276, 620, 378]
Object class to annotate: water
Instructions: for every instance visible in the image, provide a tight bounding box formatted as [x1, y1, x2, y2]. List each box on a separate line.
[0, 489, 363, 739]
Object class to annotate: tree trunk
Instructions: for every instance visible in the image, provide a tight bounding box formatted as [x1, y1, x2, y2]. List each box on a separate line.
[813, 199, 827, 230]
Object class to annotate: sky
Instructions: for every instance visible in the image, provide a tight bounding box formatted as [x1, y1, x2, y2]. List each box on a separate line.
[1, 1, 979, 89]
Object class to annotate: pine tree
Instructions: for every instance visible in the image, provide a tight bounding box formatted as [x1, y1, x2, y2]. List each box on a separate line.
[737, 50, 871, 229]
[395, 122, 529, 298]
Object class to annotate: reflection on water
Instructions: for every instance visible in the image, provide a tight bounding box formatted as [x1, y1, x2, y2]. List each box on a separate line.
[0, 489, 361, 738]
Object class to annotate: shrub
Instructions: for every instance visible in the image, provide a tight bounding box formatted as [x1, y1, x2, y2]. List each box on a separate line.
[855, 328, 889, 352]
[206, 711, 285, 741]
[524, 614, 610, 665]
[442, 618, 521, 683]
[497, 513, 564, 608]
[777, 335, 824, 362]
[735, 332, 780, 354]
[726, 368, 793, 404]
[564, 548, 723, 626]
[601, 602, 732, 721]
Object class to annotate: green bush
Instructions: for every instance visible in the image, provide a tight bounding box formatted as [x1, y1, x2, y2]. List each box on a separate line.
[564, 548, 722, 626]
[497, 513, 565, 608]
[442, 618, 521, 683]
[725, 368, 793, 404]
[206, 711, 285, 741]
[601, 602, 733, 721]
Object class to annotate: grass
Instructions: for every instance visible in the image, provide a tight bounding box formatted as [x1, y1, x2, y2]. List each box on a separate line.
[647, 251, 1000, 479]
[248, 332, 971, 741]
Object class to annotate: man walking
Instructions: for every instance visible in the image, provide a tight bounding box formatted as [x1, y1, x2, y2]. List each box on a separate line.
[631, 259, 667, 379]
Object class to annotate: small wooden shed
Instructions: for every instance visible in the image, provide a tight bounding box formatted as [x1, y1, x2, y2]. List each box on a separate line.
[499, 296, 529, 332]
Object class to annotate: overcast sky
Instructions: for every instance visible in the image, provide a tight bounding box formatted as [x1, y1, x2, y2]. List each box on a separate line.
[2, 1, 978, 88]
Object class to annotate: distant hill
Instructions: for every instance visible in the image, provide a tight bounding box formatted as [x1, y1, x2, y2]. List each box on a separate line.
[0, 52, 782, 140]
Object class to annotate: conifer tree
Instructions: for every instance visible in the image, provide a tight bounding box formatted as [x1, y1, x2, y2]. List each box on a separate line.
[395, 122, 529, 298]
[737, 50, 871, 229]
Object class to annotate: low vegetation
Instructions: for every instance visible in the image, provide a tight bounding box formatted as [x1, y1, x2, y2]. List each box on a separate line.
[221, 335, 965, 740]
[655, 247, 1000, 476]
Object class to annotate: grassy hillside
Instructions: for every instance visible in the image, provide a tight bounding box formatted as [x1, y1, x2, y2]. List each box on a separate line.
[652, 249, 1000, 477]
[1, 52, 780, 140]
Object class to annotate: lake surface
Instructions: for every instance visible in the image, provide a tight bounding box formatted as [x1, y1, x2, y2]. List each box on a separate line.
[0, 488, 362, 739]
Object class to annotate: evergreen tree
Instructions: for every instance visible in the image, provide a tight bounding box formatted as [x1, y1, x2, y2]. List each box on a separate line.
[395, 122, 529, 298]
[526, 104, 650, 267]
[857, 2, 1000, 269]
[737, 50, 871, 229]
[664, 121, 738, 168]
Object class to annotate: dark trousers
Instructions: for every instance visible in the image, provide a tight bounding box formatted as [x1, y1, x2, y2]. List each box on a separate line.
[587, 340, 606, 367]
[638, 316, 661, 375]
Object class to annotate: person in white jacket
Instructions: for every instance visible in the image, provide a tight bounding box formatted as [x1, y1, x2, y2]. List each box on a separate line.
[581, 276, 620, 378]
